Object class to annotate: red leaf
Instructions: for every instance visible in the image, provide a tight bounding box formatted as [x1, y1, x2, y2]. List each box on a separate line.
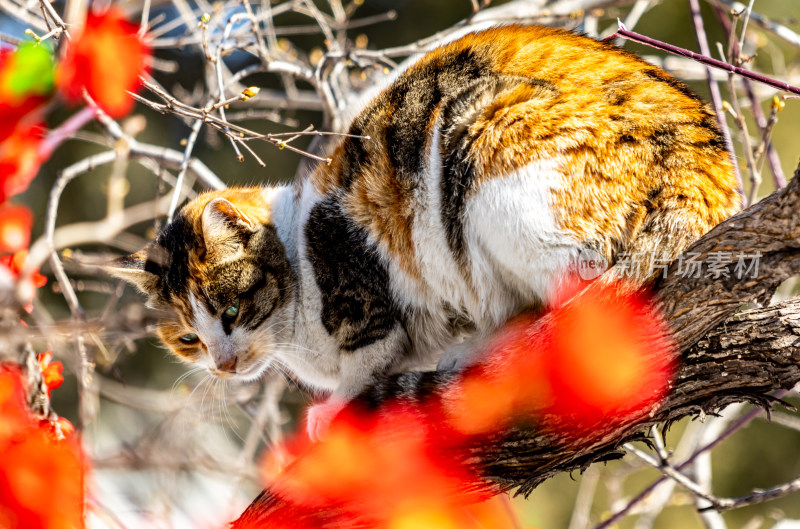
[0, 124, 45, 204]
[448, 280, 675, 438]
[0, 250, 45, 287]
[263, 404, 484, 527]
[0, 428, 84, 529]
[0, 367, 32, 444]
[0, 205, 32, 254]
[56, 8, 150, 117]
[0, 368, 85, 529]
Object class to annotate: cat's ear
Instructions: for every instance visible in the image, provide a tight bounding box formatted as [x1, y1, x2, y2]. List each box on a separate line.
[106, 246, 161, 297]
[200, 198, 256, 248]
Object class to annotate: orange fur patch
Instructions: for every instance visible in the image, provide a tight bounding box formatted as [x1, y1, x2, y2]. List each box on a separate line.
[182, 187, 273, 231]
[309, 25, 739, 285]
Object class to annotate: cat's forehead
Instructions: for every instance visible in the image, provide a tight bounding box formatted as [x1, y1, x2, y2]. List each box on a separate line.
[189, 254, 262, 306]
[156, 219, 289, 307]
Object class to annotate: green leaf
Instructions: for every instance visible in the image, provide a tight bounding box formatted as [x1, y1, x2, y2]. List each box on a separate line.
[3, 41, 55, 99]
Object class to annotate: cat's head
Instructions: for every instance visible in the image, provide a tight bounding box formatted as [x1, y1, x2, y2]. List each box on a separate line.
[110, 187, 295, 380]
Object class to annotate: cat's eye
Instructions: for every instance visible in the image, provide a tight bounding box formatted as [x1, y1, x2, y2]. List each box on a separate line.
[223, 298, 240, 321]
[179, 333, 200, 345]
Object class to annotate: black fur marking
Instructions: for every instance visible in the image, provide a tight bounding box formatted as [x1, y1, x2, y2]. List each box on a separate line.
[339, 49, 493, 191]
[643, 69, 702, 103]
[641, 69, 728, 154]
[355, 371, 459, 411]
[234, 225, 294, 333]
[647, 187, 662, 201]
[305, 197, 400, 351]
[648, 127, 679, 165]
[150, 213, 196, 301]
[604, 80, 631, 106]
[384, 49, 491, 183]
[439, 76, 558, 266]
[340, 117, 370, 189]
[697, 114, 728, 151]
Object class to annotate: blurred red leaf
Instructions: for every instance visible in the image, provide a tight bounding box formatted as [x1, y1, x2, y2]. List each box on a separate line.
[449, 280, 675, 437]
[56, 8, 150, 117]
[0, 124, 45, 205]
[263, 405, 495, 528]
[0, 368, 85, 529]
[545, 285, 675, 422]
[0, 205, 32, 254]
[0, 250, 47, 288]
[0, 368, 31, 445]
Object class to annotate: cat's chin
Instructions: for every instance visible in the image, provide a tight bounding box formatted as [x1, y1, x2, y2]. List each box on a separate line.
[230, 359, 270, 382]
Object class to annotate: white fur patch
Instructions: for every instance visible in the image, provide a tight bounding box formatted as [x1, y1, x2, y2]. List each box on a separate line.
[463, 160, 581, 317]
[188, 293, 231, 371]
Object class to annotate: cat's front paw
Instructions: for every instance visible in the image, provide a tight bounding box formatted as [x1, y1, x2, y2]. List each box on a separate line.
[306, 397, 347, 442]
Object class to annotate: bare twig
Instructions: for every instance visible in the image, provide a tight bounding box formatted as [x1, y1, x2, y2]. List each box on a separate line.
[707, 0, 800, 50]
[688, 0, 743, 201]
[606, 21, 800, 96]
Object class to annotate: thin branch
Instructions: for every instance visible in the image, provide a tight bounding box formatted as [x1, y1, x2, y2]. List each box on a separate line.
[712, 3, 787, 189]
[625, 443, 730, 510]
[596, 403, 778, 528]
[707, 0, 800, 50]
[606, 21, 800, 96]
[688, 0, 743, 201]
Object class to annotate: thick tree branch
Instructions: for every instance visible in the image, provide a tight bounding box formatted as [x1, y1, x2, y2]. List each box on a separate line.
[656, 164, 800, 350]
[233, 170, 800, 527]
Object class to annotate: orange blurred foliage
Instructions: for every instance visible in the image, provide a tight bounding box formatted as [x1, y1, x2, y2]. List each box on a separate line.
[261, 404, 509, 528]
[0, 204, 32, 254]
[57, 8, 150, 117]
[449, 280, 675, 437]
[0, 124, 45, 205]
[0, 368, 84, 529]
[0, 250, 47, 288]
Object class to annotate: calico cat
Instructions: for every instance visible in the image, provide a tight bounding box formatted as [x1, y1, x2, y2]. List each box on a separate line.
[111, 25, 740, 440]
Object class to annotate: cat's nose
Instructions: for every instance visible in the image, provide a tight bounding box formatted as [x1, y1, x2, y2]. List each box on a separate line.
[216, 355, 237, 373]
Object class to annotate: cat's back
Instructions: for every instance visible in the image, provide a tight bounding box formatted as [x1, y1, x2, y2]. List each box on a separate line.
[304, 25, 740, 335]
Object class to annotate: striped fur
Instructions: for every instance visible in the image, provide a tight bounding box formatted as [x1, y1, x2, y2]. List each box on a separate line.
[111, 26, 740, 436]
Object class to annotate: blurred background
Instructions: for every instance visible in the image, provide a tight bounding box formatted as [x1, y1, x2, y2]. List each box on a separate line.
[2, 0, 800, 527]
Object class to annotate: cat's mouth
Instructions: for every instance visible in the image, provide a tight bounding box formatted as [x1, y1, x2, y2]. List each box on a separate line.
[219, 359, 268, 381]
[209, 368, 237, 380]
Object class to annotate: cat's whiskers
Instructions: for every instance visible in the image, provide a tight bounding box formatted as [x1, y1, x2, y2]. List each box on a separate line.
[221, 380, 247, 443]
[213, 378, 234, 444]
[178, 372, 211, 436]
[171, 366, 205, 397]
[200, 372, 218, 425]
